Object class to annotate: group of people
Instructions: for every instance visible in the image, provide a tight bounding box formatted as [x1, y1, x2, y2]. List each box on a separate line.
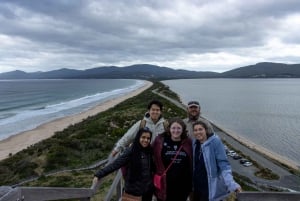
[92, 100, 241, 201]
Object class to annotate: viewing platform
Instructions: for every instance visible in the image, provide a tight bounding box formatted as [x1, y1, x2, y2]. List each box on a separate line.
[1, 167, 300, 201]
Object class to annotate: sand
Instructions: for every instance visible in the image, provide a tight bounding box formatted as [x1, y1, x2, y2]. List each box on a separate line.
[0, 81, 153, 161]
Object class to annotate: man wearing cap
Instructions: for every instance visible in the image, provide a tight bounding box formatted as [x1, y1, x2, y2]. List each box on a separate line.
[183, 101, 214, 139]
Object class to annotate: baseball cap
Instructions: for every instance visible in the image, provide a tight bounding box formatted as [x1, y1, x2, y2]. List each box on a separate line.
[187, 101, 200, 108]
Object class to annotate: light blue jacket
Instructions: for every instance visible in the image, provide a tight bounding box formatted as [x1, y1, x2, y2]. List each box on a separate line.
[193, 134, 240, 201]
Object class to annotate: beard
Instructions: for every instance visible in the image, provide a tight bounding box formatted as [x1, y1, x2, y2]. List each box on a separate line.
[189, 113, 199, 121]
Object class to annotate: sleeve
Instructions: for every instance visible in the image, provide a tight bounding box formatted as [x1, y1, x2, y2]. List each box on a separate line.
[214, 138, 241, 191]
[95, 148, 131, 178]
[113, 120, 141, 152]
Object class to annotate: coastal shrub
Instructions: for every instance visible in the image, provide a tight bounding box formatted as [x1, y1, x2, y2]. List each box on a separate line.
[255, 168, 280, 180]
[18, 162, 39, 178]
[44, 146, 71, 171]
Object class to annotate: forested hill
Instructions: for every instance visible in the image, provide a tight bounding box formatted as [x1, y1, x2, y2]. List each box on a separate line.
[222, 62, 300, 78]
[0, 62, 299, 80]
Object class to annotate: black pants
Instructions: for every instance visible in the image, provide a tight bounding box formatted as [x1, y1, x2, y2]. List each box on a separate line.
[142, 187, 154, 201]
[193, 191, 209, 201]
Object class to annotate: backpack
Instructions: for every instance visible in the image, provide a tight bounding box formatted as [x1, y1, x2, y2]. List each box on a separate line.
[139, 119, 169, 131]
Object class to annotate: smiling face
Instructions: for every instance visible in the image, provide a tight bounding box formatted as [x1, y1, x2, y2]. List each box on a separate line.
[170, 122, 183, 141]
[149, 104, 161, 122]
[188, 106, 200, 120]
[193, 124, 207, 143]
[139, 132, 151, 148]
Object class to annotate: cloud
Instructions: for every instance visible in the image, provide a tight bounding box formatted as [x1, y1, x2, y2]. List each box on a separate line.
[0, 0, 300, 73]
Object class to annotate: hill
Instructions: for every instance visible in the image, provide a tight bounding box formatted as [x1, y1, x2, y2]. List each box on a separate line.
[0, 64, 218, 80]
[222, 62, 300, 78]
[0, 62, 299, 79]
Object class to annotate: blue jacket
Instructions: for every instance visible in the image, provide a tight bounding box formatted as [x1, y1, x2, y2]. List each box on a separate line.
[193, 134, 240, 201]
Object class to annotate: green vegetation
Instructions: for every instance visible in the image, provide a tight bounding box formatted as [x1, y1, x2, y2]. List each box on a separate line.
[222, 141, 280, 180]
[233, 172, 258, 191]
[0, 81, 185, 186]
[255, 168, 280, 180]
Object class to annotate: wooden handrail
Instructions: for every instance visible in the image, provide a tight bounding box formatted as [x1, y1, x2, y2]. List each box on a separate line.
[0, 187, 93, 201]
[237, 192, 300, 201]
[0, 155, 123, 201]
[90, 153, 124, 201]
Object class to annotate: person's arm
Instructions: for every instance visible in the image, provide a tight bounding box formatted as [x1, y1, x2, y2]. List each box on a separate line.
[95, 148, 131, 179]
[112, 120, 141, 156]
[214, 137, 241, 192]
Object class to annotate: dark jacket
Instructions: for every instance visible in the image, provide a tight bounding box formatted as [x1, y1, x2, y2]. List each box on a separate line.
[152, 134, 193, 201]
[95, 145, 154, 196]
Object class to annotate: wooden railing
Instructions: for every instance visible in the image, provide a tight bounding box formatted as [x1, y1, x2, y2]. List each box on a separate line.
[1, 150, 300, 201]
[0, 186, 93, 201]
[237, 192, 300, 201]
[1, 155, 300, 201]
[0, 155, 124, 201]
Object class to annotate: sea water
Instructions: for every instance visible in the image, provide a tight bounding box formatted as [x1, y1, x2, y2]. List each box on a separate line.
[163, 79, 300, 167]
[0, 79, 145, 140]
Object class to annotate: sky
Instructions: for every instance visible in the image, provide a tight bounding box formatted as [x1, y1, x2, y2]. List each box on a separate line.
[1, 0, 300, 73]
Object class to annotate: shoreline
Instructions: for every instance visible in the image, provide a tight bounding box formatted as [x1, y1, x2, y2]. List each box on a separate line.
[0, 81, 153, 161]
[210, 120, 300, 170]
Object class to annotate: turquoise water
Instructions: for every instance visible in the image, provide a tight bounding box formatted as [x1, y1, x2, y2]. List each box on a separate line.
[0, 79, 144, 140]
[163, 79, 300, 166]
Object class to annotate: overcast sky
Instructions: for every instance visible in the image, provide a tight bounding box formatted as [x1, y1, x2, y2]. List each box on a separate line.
[1, 0, 300, 73]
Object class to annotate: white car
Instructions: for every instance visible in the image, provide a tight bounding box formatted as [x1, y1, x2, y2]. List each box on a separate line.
[228, 150, 236, 157]
[243, 161, 253, 167]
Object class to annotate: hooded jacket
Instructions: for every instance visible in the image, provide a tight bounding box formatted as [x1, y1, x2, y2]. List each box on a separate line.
[114, 114, 167, 152]
[193, 134, 240, 201]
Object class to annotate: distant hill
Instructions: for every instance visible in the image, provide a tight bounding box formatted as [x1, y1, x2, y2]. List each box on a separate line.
[0, 64, 218, 80]
[0, 62, 299, 79]
[222, 62, 300, 78]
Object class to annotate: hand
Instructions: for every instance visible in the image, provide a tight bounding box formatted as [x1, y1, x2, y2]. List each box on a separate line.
[111, 149, 119, 157]
[91, 177, 100, 193]
[235, 187, 242, 193]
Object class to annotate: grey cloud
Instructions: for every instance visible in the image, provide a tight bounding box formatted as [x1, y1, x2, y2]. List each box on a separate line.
[0, 0, 300, 73]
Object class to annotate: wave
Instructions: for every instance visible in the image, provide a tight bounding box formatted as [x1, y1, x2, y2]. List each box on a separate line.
[0, 80, 144, 140]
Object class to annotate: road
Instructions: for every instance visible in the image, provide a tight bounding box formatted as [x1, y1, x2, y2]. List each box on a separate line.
[154, 89, 300, 191]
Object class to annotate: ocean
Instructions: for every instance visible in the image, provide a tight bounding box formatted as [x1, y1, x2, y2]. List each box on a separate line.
[0, 79, 145, 141]
[163, 79, 300, 167]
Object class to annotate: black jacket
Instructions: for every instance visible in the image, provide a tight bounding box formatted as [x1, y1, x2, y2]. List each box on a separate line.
[95, 146, 154, 196]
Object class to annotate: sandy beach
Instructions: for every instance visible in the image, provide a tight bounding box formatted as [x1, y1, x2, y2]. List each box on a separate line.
[0, 81, 153, 161]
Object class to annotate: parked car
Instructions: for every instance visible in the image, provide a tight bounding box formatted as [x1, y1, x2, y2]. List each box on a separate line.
[227, 150, 236, 156]
[243, 161, 253, 167]
[233, 155, 242, 160]
[240, 158, 248, 164]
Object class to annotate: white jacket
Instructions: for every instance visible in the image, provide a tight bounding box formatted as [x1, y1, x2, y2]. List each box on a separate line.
[114, 115, 167, 152]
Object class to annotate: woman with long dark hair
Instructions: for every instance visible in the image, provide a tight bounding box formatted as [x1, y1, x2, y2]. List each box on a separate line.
[92, 127, 154, 201]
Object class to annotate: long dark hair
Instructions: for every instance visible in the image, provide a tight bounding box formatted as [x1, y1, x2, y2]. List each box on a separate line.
[129, 127, 153, 177]
[131, 127, 153, 154]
